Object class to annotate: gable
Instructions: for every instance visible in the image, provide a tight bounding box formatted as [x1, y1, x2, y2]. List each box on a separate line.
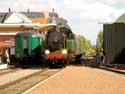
[4, 12, 32, 23]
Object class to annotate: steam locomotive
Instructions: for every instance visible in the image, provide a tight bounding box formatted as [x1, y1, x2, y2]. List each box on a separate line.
[44, 29, 75, 68]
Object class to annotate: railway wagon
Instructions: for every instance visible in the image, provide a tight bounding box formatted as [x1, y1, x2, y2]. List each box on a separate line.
[44, 29, 75, 68]
[15, 31, 44, 65]
[103, 23, 125, 64]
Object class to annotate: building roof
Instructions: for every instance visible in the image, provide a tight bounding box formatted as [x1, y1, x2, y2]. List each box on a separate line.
[0, 12, 44, 23]
[0, 11, 59, 23]
[49, 12, 59, 18]
[22, 12, 59, 18]
[0, 13, 6, 23]
[21, 12, 44, 18]
[0, 12, 12, 23]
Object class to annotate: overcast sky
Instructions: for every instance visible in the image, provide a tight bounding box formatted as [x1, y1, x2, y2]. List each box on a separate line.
[0, 0, 125, 44]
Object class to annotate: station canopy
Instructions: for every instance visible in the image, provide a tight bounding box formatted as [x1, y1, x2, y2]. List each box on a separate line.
[0, 41, 14, 48]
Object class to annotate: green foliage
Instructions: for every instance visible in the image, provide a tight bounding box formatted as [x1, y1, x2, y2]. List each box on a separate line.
[98, 32, 103, 41]
[97, 31, 103, 48]
[78, 35, 95, 56]
[115, 14, 125, 23]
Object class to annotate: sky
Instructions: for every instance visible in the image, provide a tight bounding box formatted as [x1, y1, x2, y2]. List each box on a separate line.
[0, 0, 125, 44]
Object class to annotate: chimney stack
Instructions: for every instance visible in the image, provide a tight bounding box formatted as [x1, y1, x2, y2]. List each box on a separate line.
[27, 9, 30, 13]
[52, 8, 55, 13]
[43, 10, 49, 19]
[8, 8, 11, 13]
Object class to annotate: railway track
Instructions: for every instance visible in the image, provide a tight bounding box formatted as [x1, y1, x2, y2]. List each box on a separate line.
[0, 67, 62, 94]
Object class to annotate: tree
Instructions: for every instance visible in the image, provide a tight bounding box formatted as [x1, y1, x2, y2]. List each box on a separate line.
[78, 35, 95, 56]
[96, 31, 103, 49]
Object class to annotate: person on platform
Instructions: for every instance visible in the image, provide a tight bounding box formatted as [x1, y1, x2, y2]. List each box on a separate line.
[2, 50, 10, 64]
[0, 51, 2, 64]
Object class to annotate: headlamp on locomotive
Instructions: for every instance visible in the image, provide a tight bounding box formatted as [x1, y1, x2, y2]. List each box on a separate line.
[45, 49, 50, 55]
[62, 49, 67, 54]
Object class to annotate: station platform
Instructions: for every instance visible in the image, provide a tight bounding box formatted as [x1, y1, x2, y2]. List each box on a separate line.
[23, 66, 125, 94]
[99, 66, 125, 74]
[0, 63, 125, 74]
[0, 68, 43, 89]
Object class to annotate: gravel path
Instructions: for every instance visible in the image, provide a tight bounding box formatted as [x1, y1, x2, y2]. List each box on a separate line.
[25, 66, 125, 94]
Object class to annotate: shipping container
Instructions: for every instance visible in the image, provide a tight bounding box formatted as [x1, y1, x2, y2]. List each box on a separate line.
[103, 23, 125, 64]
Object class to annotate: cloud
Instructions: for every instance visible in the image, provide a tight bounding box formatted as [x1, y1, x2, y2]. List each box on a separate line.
[62, 0, 124, 22]
[81, 0, 125, 5]
[55, 0, 125, 44]
[0, 0, 123, 21]
[98, 0, 125, 5]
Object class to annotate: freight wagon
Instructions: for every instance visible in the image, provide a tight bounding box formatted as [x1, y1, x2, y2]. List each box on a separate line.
[103, 23, 125, 64]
